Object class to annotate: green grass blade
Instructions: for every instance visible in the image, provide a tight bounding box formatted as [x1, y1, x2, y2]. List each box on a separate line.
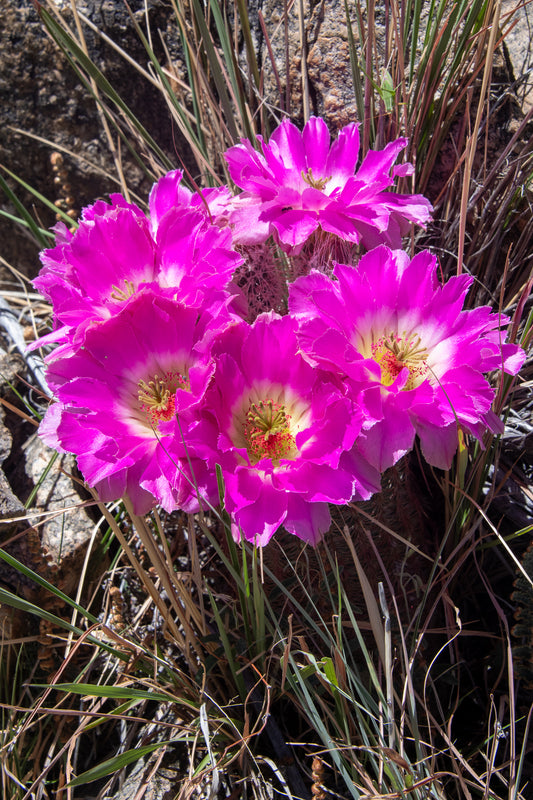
[123, 5, 208, 161]
[206, 0, 256, 140]
[0, 172, 52, 247]
[38, 6, 174, 173]
[0, 549, 100, 625]
[344, 0, 365, 124]
[1, 164, 78, 228]
[235, 0, 262, 92]
[186, 0, 240, 142]
[174, 13, 207, 156]
[284, 650, 363, 799]
[31, 682, 199, 709]
[65, 741, 177, 787]
[24, 452, 59, 509]
[0, 587, 86, 638]
[0, 208, 53, 241]
[207, 589, 247, 700]
[0, 579, 124, 659]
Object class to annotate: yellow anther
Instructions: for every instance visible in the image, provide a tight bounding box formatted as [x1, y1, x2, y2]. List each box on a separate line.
[110, 279, 136, 302]
[301, 168, 331, 191]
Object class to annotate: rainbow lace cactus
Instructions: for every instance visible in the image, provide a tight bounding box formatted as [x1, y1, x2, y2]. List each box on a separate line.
[189, 313, 381, 545]
[39, 291, 224, 514]
[224, 116, 433, 252]
[33, 116, 525, 546]
[289, 247, 525, 471]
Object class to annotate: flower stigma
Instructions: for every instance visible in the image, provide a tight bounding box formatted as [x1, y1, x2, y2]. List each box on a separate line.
[110, 279, 136, 302]
[372, 331, 429, 390]
[301, 168, 331, 191]
[243, 399, 297, 464]
[137, 370, 188, 427]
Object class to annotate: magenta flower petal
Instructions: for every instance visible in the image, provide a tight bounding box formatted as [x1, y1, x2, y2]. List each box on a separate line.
[357, 394, 417, 471]
[92, 462, 157, 516]
[355, 139, 408, 185]
[226, 471, 289, 547]
[268, 210, 320, 249]
[414, 420, 462, 471]
[140, 442, 218, 515]
[148, 169, 192, 231]
[340, 446, 388, 498]
[303, 117, 333, 175]
[284, 497, 332, 545]
[34, 189, 244, 357]
[318, 207, 363, 242]
[270, 118, 307, 174]
[226, 195, 271, 244]
[35, 201, 156, 329]
[224, 139, 267, 194]
[385, 193, 435, 228]
[193, 312, 380, 545]
[224, 116, 432, 252]
[39, 291, 225, 513]
[290, 246, 525, 470]
[325, 122, 360, 178]
[275, 460, 355, 502]
[156, 209, 243, 302]
[148, 169, 235, 234]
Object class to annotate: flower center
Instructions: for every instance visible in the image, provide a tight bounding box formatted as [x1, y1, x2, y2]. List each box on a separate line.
[371, 332, 429, 390]
[243, 399, 297, 463]
[137, 370, 188, 427]
[301, 168, 331, 191]
[110, 279, 136, 302]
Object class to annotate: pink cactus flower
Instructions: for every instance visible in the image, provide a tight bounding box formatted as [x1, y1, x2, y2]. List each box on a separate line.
[39, 291, 225, 514]
[148, 169, 233, 234]
[191, 312, 381, 546]
[224, 116, 432, 253]
[289, 247, 525, 470]
[33, 176, 243, 355]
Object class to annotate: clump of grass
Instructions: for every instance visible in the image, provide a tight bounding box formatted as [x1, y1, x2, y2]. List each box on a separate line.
[1, 0, 532, 797]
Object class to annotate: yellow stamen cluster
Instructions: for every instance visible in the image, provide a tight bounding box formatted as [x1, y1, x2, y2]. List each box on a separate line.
[137, 371, 188, 427]
[301, 168, 331, 191]
[243, 399, 296, 463]
[110, 279, 136, 302]
[372, 331, 429, 390]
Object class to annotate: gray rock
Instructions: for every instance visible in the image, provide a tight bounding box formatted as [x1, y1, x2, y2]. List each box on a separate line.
[502, 0, 533, 110]
[0, 351, 25, 397]
[259, 0, 533, 129]
[22, 433, 98, 594]
[0, 466, 24, 522]
[0, 297, 49, 394]
[306, 0, 360, 129]
[0, 342, 98, 598]
[111, 753, 180, 800]
[0, 351, 26, 523]
[0, 414, 12, 467]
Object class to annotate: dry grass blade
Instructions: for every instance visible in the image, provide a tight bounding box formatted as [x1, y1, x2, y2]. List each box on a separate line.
[90, 492, 192, 655]
[1, 0, 532, 798]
